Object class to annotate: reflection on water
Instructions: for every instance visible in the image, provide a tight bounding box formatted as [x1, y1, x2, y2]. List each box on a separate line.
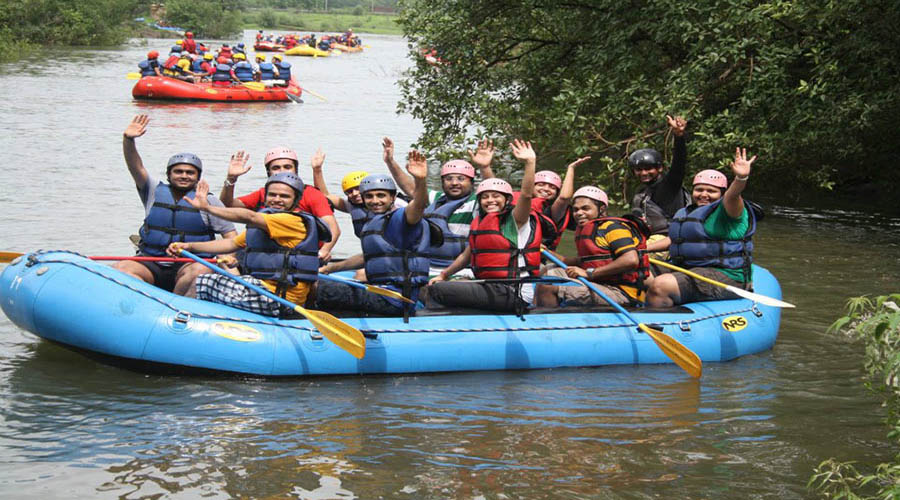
[1, 34, 899, 498]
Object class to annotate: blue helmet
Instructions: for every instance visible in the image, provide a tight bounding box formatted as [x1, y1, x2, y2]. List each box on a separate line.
[166, 152, 202, 174]
[237, 42, 245, 48]
[170, 45, 182, 53]
[359, 174, 396, 194]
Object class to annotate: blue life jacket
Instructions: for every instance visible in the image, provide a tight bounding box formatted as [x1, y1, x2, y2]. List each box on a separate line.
[258, 62, 276, 80]
[275, 61, 291, 81]
[212, 63, 232, 82]
[668, 199, 756, 279]
[360, 209, 431, 302]
[318, 41, 331, 51]
[233, 61, 254, 82]
[138, 59, 158, 77]
[348, 201, 372, 238]
[422, 194, 470, 268]
[139, 182, 215, 257]
[242, 209, 331, 294]
[190, 57, 205, 73]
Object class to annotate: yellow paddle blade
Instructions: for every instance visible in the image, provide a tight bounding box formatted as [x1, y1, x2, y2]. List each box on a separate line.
[638, 324, 702, 378]
[126, 72, 141, 80]
[648, 258, 795, 308]
[294, 306, 365, 359]
[365, 284, 415, 304]
[0, 251, 24, 263]
[242, 81, 266, 91]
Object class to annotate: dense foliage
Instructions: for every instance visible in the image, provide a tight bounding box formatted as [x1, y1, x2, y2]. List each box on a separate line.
[164, 0, 243, 38]
[396, 0, 900, 200]
[810, 295, 900, 498]
[0, 0, 138, 61]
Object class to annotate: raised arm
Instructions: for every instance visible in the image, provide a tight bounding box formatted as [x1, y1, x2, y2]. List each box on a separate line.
[382, 137, 415, 197]
[219, 150, 252, 208]
[723, 147, 755, 218]
[404, 150, 430, 225]
[510, 139, 537, 227]
[468, 137, 496, 179]
[189, 180, 268, 229]
[123, 115, 150, 190]
[310, 148, 347, 211]
[552, 156, 590, 221]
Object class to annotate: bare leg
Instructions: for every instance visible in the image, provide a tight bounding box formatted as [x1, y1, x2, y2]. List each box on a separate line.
[172, 262, 210, 297]
[112, 260, 154, 285]
[646, 273, 681, 308]
[535, 284, 559, 307]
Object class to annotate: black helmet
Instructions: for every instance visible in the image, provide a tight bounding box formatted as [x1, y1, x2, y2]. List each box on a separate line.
[628, 148, 663, 169]
[265, 172, 305, 207]
[166, 152, 203, 174]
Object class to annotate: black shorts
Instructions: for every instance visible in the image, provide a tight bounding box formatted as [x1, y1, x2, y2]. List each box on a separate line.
[315, 280, 405, 316]
[428, 281, 527, 313]
[141, 261, 186, 293]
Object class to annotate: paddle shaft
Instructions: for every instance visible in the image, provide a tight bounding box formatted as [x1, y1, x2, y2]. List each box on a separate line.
[541, 252, 640, 321]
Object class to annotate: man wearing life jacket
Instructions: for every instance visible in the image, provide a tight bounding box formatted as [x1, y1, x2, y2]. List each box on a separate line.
[317, 155, 434, 317]
[138, 50, 162, 77]
[256, 30, 264, 43]
[256, 54, 278, 82]
[113, 115, 237, 296]
[182, 32, 197, 54]
[218, 44, 233, 60]
[536, 186, 651, 307]
[230, 53, 254, 82]
[646, 148, 758, 307]
[234, 42, 246, 56]
[211, 56, 232, 87]
[220, 147, 341, 262]
[630, 115, 690, 237]
[427, 140, 541, 312]
[173, 53, 198, 83]
[283, 35, 298, 50]
[272, 54, 291, 85]
[161, 45, 182, 76]
[167, 174, 331, 316]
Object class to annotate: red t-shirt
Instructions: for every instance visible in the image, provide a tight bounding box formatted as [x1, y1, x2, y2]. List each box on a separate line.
[238, 185, 334, 217]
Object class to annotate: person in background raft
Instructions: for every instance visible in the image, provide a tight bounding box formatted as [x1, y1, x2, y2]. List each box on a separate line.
[426, 140, 540, 313]
[645, 148, 758, 307]
[166, 173, 331, 316]
[317, 153, 435, 317]
[537, 186, 651, 307]
[114, 115, 237, 295]
[138, 50, 162, 77]
[629, 115, 689, 237]
[220, 148, 341, 262]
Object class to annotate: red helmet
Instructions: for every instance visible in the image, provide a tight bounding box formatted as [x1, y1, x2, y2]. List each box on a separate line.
[475, 178, 513, 197]
[264, 146, 299, 167]
[147, 50, 159, 59]
[534, 170, 562, 189]
[185, 31, 193, 38]
[440, 159, 475, 179]
[217, 56, 229, 64]
[692, 169, 728, 189]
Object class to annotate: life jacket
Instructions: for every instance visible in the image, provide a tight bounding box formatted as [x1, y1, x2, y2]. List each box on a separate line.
[233, 61, 254, 82]
[182, 38, 196, 54]
[318, 41, 331, 51]
[190, 57, 205, 73]
[275, 61, 291, 81]
[510, 191, 564, 250]
[360, 210, 431, 297]
[242, 209, 330, 295]
[348, 201, 371, 238]
[138, 59, 157, 77]
[212, 63, 231, 82]
[219, 48, 233, 59]
[631, 183, 690, 235]
[668, 200, 756, 279]
[139, 182, 215, 257]
[162, 54, 179, 70]
[258, 61, 276, 80]
[422, 194, 471, 267]
[574, 215, 651, 300]
[469, 209, 542, 279]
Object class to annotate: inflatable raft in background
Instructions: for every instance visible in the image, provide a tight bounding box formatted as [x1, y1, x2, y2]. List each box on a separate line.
[0, 251, 783, 377]
[284, 45, 332, 57]
[132, 76, 302, 102]
[254, 41, 285, 52]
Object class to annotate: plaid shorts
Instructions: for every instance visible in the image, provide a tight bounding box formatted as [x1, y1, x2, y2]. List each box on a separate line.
[195, 274, 282, 317]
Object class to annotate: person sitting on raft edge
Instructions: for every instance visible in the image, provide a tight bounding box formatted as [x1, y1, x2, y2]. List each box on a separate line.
[316, 152, 436, 318]
[645, 147, 759, 307]
[166, 173, 331, 317]
[113, 115, 237, 296]
[425, 140, 541, 313]
[536, 186, 651, 307]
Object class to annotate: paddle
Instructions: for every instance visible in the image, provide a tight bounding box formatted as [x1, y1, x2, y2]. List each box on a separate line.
[126, 72, 141, 80]
[542, 250, 701, 378]
[299, 87, 327, 102]
[648, 258, 795, 308]
[179, 249, 365, 359]
[317, 273, 414, 304]
[241, 81, 266, 91]
[0, 252, 218, 264]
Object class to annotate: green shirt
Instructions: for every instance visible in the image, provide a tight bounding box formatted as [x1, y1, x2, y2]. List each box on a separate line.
[703, 203, 751, 282]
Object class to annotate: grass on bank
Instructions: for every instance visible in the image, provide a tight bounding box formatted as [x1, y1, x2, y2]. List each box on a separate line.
[244, 9, 401, 35]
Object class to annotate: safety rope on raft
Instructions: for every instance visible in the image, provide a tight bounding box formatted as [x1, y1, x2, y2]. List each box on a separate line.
[24, 250, 758, 335]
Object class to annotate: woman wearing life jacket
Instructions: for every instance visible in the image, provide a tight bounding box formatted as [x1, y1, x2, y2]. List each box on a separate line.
[646, 148, 758, 307]
[427, 140, 540, 312]
[537, 186, 651, 307]
[167, 173, 330, 317]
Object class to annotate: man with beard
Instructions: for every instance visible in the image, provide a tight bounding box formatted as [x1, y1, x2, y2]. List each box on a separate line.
[113, 115, 237, 296]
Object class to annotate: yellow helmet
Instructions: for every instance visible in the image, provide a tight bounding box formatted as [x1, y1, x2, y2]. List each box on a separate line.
[233, 52, 245, 61]
[255, 54, 265, 61]
[272, 54, 283, 61]
[175, 39, 183, 45]
[342, 171, 369, 192]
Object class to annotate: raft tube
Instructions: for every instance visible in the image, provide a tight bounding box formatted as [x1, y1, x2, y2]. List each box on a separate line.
[0, 251, 782, 377]
[284, 45, 331, 57]
[132, 76, 302, 102]
[254, 42, 284, 52]
[332, 43, 363, 53]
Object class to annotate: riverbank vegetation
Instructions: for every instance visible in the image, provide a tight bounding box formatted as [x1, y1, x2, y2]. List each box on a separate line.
[245, 10, 400, 35]
[397, 0, 900, 202]
[810, 295, 900, 498]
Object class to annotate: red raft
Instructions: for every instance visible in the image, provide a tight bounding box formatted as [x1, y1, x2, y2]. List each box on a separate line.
[254, 41, 285, 52]
[132, 76, 302, 102]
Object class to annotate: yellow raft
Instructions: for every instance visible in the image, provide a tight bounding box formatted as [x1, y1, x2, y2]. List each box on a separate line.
[284, 45, 332, 57]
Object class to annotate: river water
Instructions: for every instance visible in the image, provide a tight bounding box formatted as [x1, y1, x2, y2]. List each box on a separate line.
[0, 32, 898, 499]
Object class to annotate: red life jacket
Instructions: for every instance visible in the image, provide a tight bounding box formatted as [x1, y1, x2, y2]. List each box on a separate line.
[469, 209, 542, 279]
[574, 215, 651, 291]
[163, 54, 179, 70]
[511, 192, 565, 250]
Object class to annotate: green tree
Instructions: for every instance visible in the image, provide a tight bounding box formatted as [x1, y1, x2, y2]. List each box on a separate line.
[396, 0, 900, 199]
[165, 0, 243, 38]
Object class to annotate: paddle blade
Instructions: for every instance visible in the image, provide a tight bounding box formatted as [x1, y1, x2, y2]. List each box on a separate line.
[364, 284, 415, 304]
[295, 306, 366, 359]
[0, 251, 24, 263]
[726, 284, 796, 308]
[126, 72, 141, 80]
[639, 324, 702, 378]
[242, 81, 266, 91]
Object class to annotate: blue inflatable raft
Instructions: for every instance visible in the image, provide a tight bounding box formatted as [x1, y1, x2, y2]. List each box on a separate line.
[0, 251, 782, 377]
